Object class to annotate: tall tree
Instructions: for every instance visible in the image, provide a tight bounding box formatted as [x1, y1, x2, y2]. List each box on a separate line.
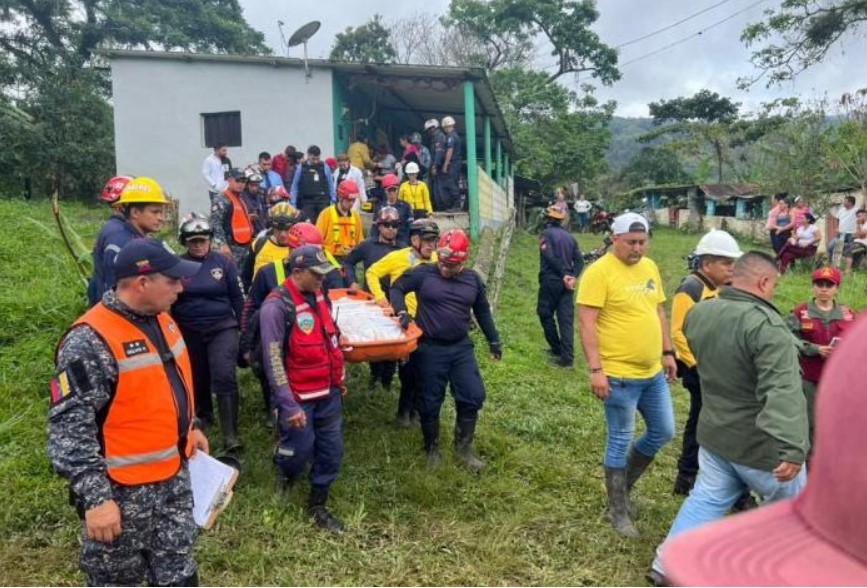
[642, 90, 741, 183]
[445, 0, 620, 83]
[823, 89, 867, 194]
[619, 147, 690, 189]
[0, 0, 270, 199]
[329, 15, 397, 64]
[741, 0, 867, 87]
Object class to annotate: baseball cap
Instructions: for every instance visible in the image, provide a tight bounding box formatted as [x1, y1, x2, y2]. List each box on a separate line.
[611, 212, 649, 235]
[114, 239, 201, 280]
[289, 245, 334, 275]
[812, 266, 842, 286]
[662, 313, 867, 586]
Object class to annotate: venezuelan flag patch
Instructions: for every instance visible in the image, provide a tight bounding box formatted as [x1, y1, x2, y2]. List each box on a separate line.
[50, 371, 72, 405]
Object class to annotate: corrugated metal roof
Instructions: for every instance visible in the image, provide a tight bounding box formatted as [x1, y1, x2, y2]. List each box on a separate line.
[108, 50, 516, 155]
[699, 183, 761, 201]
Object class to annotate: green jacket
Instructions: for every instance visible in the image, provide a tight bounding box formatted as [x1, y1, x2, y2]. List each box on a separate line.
[685, 286, 808, 471]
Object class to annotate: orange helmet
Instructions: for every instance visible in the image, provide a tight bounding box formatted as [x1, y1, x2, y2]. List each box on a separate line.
[101, 175, 133, 204]
[287, 222, 323, 248]
[337, 179, 360, 200]
[437, 229, 470, 263]
[544, 205, 567, 221]
[381, 174, 400, 190]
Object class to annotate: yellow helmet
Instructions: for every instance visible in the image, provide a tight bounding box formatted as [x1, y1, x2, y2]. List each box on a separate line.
[545, 205, 567, 221]
[268, 202, 299, 227]
[117, 177, 170, 205]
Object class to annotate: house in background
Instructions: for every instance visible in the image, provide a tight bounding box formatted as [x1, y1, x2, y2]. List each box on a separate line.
[109, 51, 518, 237]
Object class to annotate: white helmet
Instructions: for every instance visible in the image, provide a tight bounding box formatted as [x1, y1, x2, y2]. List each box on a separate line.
[441, 115, 456, 128]
[405, 162, 420, 174]
[695, 229, 743, 258]
[424, 118, 439, 130]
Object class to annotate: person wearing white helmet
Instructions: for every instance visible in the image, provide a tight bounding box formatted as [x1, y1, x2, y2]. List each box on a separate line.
[399, 161, 433, 219]
[670, 230, 749, 501]
[425, 118, 447, 209]
[439, 115, 463, 212]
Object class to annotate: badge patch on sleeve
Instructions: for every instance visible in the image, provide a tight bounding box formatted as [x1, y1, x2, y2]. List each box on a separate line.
[123, 339, 149, 357]
[50, 371, 72, 405]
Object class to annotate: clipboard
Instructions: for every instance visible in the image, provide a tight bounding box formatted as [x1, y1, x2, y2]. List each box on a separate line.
[188, 452, 239, 529]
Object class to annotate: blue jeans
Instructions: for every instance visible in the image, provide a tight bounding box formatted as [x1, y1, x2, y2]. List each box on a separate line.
[603, 371, 675, 468]
[652, 447, 807, 574]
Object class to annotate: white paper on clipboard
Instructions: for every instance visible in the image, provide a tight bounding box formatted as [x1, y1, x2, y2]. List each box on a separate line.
[188, 452, 238, 529]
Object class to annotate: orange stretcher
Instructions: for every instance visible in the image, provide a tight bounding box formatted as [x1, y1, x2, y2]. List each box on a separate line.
[328, 288, 423, 362]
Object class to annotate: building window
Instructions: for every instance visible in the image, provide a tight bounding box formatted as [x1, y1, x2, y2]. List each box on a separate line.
[202, 111, 241, 148]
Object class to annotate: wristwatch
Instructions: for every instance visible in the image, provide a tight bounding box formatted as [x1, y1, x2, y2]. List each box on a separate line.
[662, 350, 676, 357]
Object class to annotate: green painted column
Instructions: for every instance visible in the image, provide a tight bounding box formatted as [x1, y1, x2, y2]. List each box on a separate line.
[331, 72, 348, 155]
[496, 140, 503, 186]
[484, 116, 492, 176]
[504, 154, 510, 189]
[464, 80, 479, 239]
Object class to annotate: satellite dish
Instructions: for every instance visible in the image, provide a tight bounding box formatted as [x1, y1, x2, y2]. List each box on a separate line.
[288, 20, 320, 47]
[286, 20, 321, 81]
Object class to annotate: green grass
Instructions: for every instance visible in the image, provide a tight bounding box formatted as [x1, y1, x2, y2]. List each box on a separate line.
[1, 201, 865, 585]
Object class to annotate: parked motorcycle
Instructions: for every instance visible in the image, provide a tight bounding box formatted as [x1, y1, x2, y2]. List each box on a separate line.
[590, 205, 613, 235]
[582, 236, 612, 269]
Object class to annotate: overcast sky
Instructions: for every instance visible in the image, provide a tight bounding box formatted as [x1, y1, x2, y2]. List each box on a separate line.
[238, 0, 866, 117]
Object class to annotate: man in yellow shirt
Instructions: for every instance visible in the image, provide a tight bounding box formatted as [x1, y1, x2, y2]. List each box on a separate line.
[399, 162, 433, 219]
[240, 202, 300, 290]
[670, 230, 742, 496]
[316, 180, 365, 263]
[577, 212, 677, 538]
[347, 134, 374, 171]
[366, 219, 440, 425]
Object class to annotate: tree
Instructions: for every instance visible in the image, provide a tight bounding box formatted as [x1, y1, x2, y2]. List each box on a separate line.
[642, 90, 742, 183]
[741, 0, 867, 87]
[388, 12, 488, 68]
[329, 15, 397, 64]
[0, 0, 270, 199]
[445, 0, 620, 83]
[619, 147, 690, 189]
[823, 89, 867, 194]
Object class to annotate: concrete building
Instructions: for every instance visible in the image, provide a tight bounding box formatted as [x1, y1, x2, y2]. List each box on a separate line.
[109, 51, 517, 237]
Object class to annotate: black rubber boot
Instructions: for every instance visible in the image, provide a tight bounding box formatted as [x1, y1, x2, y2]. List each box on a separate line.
[421, 419, 441, 465]
[625, 447, 655, 492]
[731, 491, 758, 513]
[672, 472, 696, 496]
[454, 417, 486, 473]
[604, 467, 639, 538]
[307, 485, 344, 534]
[216, 394, 243, 454]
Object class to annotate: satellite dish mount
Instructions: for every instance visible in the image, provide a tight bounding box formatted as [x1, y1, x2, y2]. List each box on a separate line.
[287, 20, 321, 81]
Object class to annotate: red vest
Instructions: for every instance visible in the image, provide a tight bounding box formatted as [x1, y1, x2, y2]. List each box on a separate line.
[222, 189, 254, 246]
[66, 304, 195, 485]
[793, 302, 856, 383]
[278, 280, 344, 402]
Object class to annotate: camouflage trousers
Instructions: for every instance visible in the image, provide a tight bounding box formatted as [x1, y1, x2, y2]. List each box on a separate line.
[80, 467, 198, 586]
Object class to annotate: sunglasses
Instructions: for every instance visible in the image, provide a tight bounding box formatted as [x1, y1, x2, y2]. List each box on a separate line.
[379, 222, 400, 229]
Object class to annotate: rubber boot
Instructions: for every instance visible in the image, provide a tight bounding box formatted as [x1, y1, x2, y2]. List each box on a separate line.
[217, 394, 243, 454]
[421, 419, 441, 465]
[625, 447, 655, 492]
[672, 472, 696, 496]
[604, 467, 640, 538]
[307, 485, 344, 534]
[454, 417, 486, 473]
[395, 385, 415, 427]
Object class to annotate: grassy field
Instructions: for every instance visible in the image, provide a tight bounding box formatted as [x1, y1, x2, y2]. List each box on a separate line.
[1, 200, 865, 586]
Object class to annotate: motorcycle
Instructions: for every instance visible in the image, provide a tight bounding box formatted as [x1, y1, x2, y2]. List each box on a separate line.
[582, 236, 612, 268]
[590, 205, 614, 235]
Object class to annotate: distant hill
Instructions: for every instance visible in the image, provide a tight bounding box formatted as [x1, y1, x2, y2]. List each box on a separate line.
[606, 117, 657, 170]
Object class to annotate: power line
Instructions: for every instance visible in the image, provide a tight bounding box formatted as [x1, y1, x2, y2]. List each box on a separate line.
[614, 0, 737, 49]
[619, 0, 772, 68]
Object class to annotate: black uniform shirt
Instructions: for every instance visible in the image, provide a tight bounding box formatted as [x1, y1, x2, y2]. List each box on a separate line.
[539, 224, 583, 281]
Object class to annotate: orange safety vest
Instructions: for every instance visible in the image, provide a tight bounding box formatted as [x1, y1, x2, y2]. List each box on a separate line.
[67, 303, 195, 485]
[222, 189, 254, 246]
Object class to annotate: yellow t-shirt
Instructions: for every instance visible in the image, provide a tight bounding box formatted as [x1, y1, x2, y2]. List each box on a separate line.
[252, 237, 291, 278]
[366, 247, 437, 317]
[315, 205, 364, 257]
[399, 181, 432, 213]
[576, 253, 666, 378]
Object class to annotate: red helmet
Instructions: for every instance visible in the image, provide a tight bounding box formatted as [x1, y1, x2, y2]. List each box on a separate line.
[437, 229, 470, 263]
[337, 179, 360, 200]
[325, 157, 338, 171]
[381, 174, 400, 190]
[270, 185, 289, 199]
[287, 222, 323, 248]
[100, 175, 133, 204]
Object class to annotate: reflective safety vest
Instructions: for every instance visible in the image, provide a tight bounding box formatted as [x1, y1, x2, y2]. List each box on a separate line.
[279, 279, 344, 402]
[327, 205, 359, 255]
[222, 189, 254, 246]
[70, 303, 195, 485]
[253, 236, 291, 278]
[793, 302, 856, 383]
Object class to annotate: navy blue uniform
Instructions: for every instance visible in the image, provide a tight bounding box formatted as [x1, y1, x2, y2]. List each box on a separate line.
[171, 251, 244, 425]
[538, 224, 583, 365]
[88, 215, 144, 306]
[390, 264, 500, 423]
[440, 130, 463, 210]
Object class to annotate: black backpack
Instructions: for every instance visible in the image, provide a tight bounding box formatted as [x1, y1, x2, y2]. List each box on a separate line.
[246, 284, 296, 378]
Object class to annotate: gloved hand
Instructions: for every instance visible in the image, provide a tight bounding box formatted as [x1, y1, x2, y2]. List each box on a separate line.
[398, 311, 413, 330]
[489, 341, 503, 361]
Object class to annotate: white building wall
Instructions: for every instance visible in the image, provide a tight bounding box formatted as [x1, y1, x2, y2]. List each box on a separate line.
[111, 57, 335, 216]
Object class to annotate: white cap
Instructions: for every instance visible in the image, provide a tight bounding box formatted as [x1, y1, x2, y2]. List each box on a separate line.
[424, 118, 439, 130]
[405, 161, 420, 174]
[611, 212, 649, 235]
